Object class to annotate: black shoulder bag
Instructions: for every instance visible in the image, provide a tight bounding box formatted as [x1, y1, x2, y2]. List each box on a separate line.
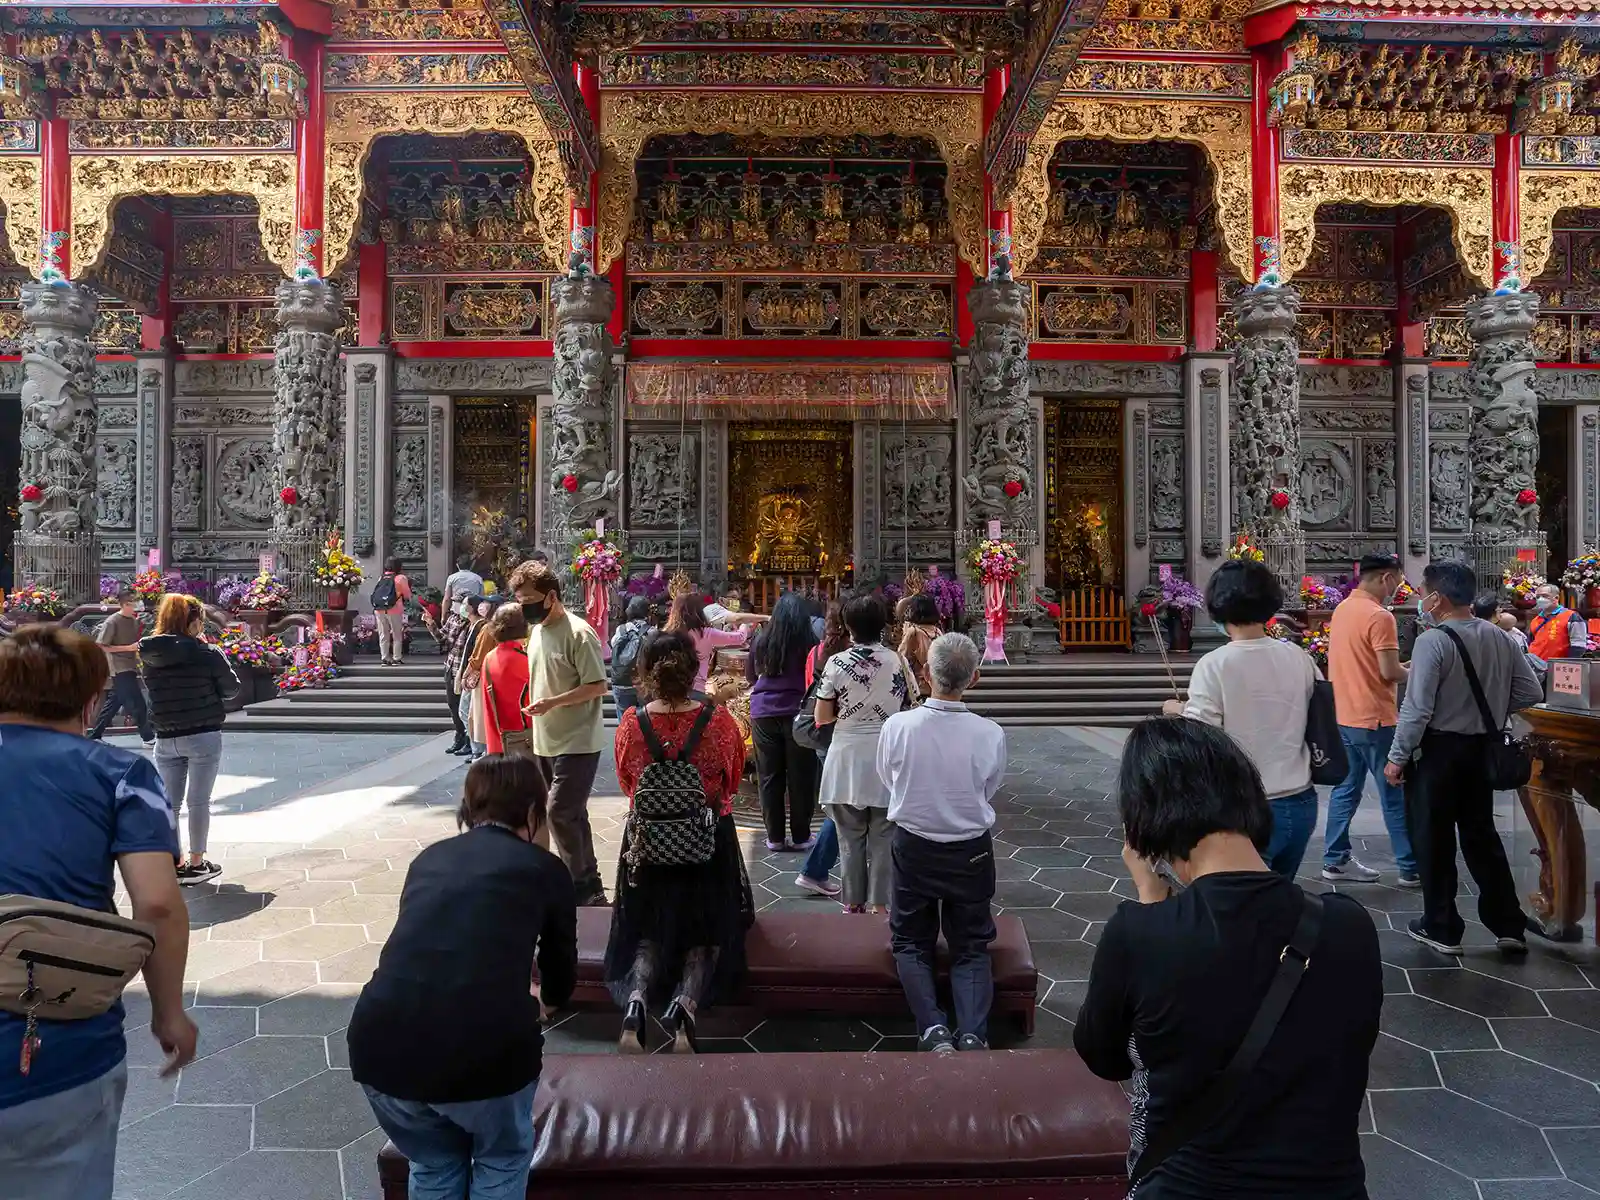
[1305, 677, 1350, 786]
[1128, 891, 1324, 1192]
[1438, 625, 1533, 790]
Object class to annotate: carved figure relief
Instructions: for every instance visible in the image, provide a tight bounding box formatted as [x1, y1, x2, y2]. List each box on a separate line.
[17, 283, 98, 537]
[393, 434, 427, 529]
[629, 433, 698, 529]
[1298, 439, 1355, 528]
[215, 438, 275, 526]
[962, 260, 1034, 531]
[1430, 442, 1470, 532]
[170, 438, 206, 530]
[96, 436, 136, 530]
[272, 279, 346, 533]
[1365, 439, 1397, 530]
[1231, 286, 1303, 532]
[882, 431, 954, 530]
[548, 270, 620, 541]
[1149, 436, 1184, 532]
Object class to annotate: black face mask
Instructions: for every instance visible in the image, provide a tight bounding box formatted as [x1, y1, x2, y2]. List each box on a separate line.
[521, 599, 550, 625]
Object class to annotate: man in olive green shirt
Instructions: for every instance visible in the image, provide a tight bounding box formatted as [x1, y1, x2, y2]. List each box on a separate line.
[512, 564, 609, 904]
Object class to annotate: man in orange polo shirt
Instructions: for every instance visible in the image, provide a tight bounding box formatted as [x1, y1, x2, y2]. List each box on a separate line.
[1323, 552, 1419, 887]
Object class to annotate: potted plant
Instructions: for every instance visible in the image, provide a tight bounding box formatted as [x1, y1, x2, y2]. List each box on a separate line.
[1161, 575, 1206, 652]
[232, 570, 291, 637]
[1562, 548, 1600, 612]
[1299, 575, 1344, 621]
[213, 628, 283, 708]
[313, 529, 363, 609]
[129, 568, 166, 609]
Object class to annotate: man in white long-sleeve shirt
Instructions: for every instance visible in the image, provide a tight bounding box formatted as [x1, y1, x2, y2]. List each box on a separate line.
[877, 632, 1007, 1054]
[1384, 559, 1544, 957]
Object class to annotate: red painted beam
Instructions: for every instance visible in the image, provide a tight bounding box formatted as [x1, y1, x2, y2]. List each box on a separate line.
[357, 241, 385, 346]
[1031, 343, 1184, 362]
[291, 32, 326, 276]
[1190, 249, 1219, 353]
[393, 340, 554, 358]
[41, 117, 69, 278]
[1250, 43, 1286, 285]
[1244, 6, 1301, 49]
[1493, 131, 1521, 291]
[628, 338, 952, 360]
[276, 0, 334, 37]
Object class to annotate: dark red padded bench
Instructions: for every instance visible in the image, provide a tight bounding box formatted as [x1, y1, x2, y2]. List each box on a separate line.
[378, 1049, 1131, 1199]
[570, 907, 1037, 1033]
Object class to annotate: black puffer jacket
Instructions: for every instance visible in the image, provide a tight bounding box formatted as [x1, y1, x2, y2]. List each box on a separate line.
[139, 634, 241, 738]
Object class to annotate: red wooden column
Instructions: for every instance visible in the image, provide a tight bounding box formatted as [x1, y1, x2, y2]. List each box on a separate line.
[1250, 44, 1284, 286]
[141, 203, 174, 350]
[983, 65, 1012, 271]
[291, 32, 326, 278]
[1493, 131, 1523, 292]
[357, 241, 386, 345]
[573, 62, 624, 339]
[1190, 249, 1218, 352]
[40, 115, 69, 280]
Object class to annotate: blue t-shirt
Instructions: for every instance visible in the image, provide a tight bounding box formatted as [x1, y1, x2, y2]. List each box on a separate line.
[0, 726, 178, 1109]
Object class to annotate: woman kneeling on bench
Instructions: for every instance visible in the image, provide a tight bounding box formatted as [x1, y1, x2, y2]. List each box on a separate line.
[606, 631, 754, 1052]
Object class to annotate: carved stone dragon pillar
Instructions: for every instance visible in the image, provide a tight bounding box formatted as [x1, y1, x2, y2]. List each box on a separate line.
[272, 278, 346, 595]
[962, 256, 1037, 653]
[547, 263, 620, 563]
[15, 281, 100, 599]
[1231, 284, 1305, 594]
[1464, 290, 1543, 584]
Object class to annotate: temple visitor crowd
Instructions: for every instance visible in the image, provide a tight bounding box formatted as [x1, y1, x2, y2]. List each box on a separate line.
[0, 551, 1584, 1200]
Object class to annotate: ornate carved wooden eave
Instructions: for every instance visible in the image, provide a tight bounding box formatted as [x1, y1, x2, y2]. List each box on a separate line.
[984, 0, 1113, 205]
[0, 1, 331, 36]
[477, 0, 600, 199]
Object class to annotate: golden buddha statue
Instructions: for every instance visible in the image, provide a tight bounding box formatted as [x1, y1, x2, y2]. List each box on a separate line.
[897, 180, 931, 245]
[752, 490, 820, 573]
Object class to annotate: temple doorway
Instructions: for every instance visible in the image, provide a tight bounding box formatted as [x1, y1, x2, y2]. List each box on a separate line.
[1044, 397, 1125, 593]
[728, 422, 853, 609]
[1538, 405, 1572, 576]
[451, 396, 535, 580]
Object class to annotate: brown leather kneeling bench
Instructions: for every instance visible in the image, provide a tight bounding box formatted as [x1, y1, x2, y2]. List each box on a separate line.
[570, 907, 1038, 1033]
[377, 1049, 1131, 1199]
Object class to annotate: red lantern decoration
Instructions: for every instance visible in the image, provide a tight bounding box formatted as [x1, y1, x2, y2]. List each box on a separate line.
[280, 486, 298, 505]
[1139, 602, 1158, 618]
[1002, 479, 1023, 499]
[1270, 490, 1291, 510]
[1517, 488, 1538, 506]
[561, 474, 579, 494]
[19, 483, 41, 502]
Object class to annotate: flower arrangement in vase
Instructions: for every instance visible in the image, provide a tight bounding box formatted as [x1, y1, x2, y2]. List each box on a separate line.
[572, 533, 627, 585]
[1562, 548, 1600, 610]
[1227, 532, 1266, 563]
[313, 529, 363, 609]
[925, 571, 966, 628]
[1160, 575, 1206, 651]
[5, 582, 64, 619]
[1502, 565, 1544, 609]
[129, 569, 167, 602]
[966, 538, 1022, 585]
[238, 571, 291, 611]
[1300, 575, 1344, 611]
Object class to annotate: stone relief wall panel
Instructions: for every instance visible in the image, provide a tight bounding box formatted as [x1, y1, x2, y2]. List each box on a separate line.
[167, 384, 279, 585]
[1149, 433, 1185, 536]
[96, 434, 137, 534]
[881, 425, 956, 551]
[627, 427, 701, 532]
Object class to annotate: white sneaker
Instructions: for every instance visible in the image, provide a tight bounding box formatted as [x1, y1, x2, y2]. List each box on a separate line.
[141, 739, 156, 750]
[1321, 859, 1381, 883]
[795, 873, 841, 898]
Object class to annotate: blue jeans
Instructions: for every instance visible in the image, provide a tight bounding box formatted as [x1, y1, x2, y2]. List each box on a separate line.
[1264, 787, 1318, 880]
[363, 1078, 539, 1200]
[1325, 725, 1417, 875]
[0, 1059, 126, 1200]
[154, 730, 222, 856]
[800, 749, 839, 882]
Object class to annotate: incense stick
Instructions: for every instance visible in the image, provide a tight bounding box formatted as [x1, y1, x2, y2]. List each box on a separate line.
[1149, 613, 1181, 699]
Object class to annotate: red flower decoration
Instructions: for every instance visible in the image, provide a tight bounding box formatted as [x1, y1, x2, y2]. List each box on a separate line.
[279, 486, 298, 505]
[561, 474, 579, 494]
[1517, 488, 1538, 506]
[1270, 490, 1291, 510]
[19, 483, 41, 503]
[1140, 602, 1158, 618]
[1002, 479, 1023, 499]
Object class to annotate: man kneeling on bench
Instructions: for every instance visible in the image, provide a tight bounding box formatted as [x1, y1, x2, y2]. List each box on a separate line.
[877, 632, 1007, 1053]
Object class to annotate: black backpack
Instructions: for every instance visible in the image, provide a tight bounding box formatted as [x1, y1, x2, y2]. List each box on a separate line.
[610, 622, 646, 687]
[370, 574, 398, 609]
[623, 705, 718, 883]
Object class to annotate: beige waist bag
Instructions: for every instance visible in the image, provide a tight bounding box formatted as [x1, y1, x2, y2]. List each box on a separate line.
[0, 895, 156, 1020]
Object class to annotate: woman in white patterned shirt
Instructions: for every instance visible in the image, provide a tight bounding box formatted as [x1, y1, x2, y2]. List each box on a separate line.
[814, 593, 919, 911]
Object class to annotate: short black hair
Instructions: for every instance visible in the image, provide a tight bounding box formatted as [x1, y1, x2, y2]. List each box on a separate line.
[1119, 717, 1272, 862]
[842, 592, 887, 644]
[1205, 559, 1283, 627]
[1471, 591, 1500, 621]
[905, 593, 939, 625]
[1358, 552, 1401, 578]
[531, 549, 549, 564]
[458, 753, 548, 835]
[1422, 559, 1477, 607]
[384, 557, 403, 574]
[625, 595, 651, 622]
[116, 587, 138, 603]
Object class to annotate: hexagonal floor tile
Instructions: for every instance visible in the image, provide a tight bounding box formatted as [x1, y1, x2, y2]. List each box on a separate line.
[258, 983, 364, 1035]
[1358, 1133, 1479, 1200]
[1546, 1126, 1600, 1191]
[1437, 1049, 1600, 1126]
[1540, 988, 1600, 1033]
[1493, 1016, 1600, 1083]
[1054, 891, 1127, 924]
[1367, 1032, 1441, 1090]
[176, 1034, 329, 1104]
[1409, 968, 1547, 1018]
[994, 879, 1064, 909]
[745, 1015, 882, 1053]
[1369, 1088, 1559, 1179]
[254, 1068, 377, 1150]
[167, 1148, 346, 1200]
[203, 905, 315, 941]
[261, 923, 371, 964]
[1380, 995, 1497, 1052]
[114, 1102, 253, 1198]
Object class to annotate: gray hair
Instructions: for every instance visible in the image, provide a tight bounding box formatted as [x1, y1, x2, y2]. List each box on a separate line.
[927, 631, 980, 695]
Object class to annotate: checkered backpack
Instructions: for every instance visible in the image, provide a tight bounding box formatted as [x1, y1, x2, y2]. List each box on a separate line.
[624, 704, 719, 880]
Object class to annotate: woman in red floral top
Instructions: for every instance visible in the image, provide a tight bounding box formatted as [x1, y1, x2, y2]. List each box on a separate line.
[606, 631, 753, 1053]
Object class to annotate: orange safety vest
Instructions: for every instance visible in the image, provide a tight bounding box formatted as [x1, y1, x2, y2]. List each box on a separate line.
[1530, 607, 1583, 661]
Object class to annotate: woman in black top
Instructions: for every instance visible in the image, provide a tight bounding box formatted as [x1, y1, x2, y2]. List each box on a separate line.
[347, 755, 577, 1200]
[1075, 717, 1380, 1199]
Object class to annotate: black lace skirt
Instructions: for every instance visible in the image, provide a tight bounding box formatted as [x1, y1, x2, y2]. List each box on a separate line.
[602, 813, 754, 1011]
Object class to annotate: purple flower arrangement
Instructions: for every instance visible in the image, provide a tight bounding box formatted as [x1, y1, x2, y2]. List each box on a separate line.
[214, 574, 252, 609]
[925, 574, 966, 623]
[99, 574, 121, 599]
[623, 572, 667, 600]
[1161, 576, 1206, 612]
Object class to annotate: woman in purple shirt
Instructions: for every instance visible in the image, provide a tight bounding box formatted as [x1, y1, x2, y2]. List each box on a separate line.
[746, 592, 821, 852]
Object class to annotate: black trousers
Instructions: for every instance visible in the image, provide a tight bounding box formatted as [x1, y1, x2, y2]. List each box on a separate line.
[89, 673, 153, 741]
[444, 670, 466, 742]
[751, 714, 819, 844]
[1405, 730, 1528, 943]
[889, 827, 997, 1041]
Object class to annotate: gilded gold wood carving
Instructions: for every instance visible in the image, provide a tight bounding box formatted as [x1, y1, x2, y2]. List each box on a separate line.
[1521, 170, 1600, 284]
[1278, 163, 1492, 289]
[1009, 99, 1251, 278]
[72, 155, 296, 278]
[0, 157, 41, 275]
[597, 91, 985, 275]
[324, 92, 568, 273]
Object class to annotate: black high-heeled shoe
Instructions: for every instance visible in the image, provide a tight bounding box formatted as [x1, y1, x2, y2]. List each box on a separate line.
[661, 999, 696, 1053]
[619, 999, 647, 1053]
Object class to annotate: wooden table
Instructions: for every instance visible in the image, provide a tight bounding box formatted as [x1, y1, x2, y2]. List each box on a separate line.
[1518, 705, 1600, 943]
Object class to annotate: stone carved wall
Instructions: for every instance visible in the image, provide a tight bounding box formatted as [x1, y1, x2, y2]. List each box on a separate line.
[547, 271, 619, 549]
[17, 282, 98, 537]
[1149, 433, 1184, 534]
[96, 435, 136, 532]
[964, 264, 1034, 536]
[273, 279, 346, 536]
[1231, 286, 1303, 533]
[392, 434, 427, 529]
[628, 430, 700, 530]
[1464, 292, 1541, 540]
[1295, 365, 1396, 567]
[883, 428, 955, 533]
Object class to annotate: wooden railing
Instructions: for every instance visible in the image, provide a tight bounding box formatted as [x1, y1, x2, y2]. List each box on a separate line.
[1057, 586, 1131, 650]
[740, 576, 842, 614]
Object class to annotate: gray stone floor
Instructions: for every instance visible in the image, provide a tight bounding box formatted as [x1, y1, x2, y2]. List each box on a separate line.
[104, 728, 1600, 1199]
